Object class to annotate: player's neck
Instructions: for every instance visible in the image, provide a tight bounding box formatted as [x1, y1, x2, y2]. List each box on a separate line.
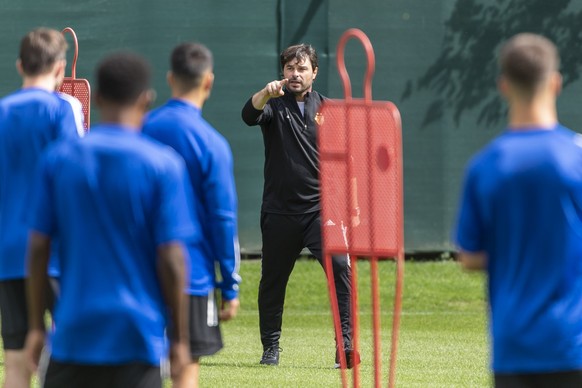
[173, 90, 205, 110]
[21, 75, 57, 92]
[100, 108, 143, 132]
[507, 99, 558, 130]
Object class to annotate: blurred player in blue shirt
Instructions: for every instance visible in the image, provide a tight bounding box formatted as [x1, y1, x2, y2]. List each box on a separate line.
[24, 52, 196, 388]
[143, 42, 241, 387]
[0, 27, 83, 388]
[455, 33, 582, 387]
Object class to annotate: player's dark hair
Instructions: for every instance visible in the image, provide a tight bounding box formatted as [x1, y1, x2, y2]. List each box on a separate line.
[280, 44, 318, 71]
[96, 52, 151, 105]
[499, 33, 559, 94]
[170, 42, 213, 90]
[19, 28, 68, 76]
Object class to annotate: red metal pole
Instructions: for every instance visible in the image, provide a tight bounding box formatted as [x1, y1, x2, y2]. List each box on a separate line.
[61, 27, 78, 79]
[371, 257, 382, 387]
[389, 255, 404, 388]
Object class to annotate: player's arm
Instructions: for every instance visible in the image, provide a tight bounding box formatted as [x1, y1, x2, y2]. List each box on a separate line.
[157, 242, 190, 378]
[251, 79, 288, 110]
[23, 154, 56, 372]
[454, 164, 487, 272]
[155, 157, 200, 379]
[203, 144, 241, 320]
[457, 250, 487, 271]
[24, 232, 51, 372]
[241, 79, 287, 126]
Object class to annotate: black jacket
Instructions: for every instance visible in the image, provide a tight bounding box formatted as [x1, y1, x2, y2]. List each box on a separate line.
[242, 89, 325, 214]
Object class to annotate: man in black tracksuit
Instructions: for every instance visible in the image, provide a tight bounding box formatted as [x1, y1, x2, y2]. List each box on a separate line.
[241, 44, 356, 368]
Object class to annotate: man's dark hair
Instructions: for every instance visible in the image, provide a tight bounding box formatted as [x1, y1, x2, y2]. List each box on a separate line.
[171, 42, 213, 90]
[19, 28, 68, 76]
[96, 52, 151, 105]
[499, 33, 559, 93]
[280, 44, 318, 71]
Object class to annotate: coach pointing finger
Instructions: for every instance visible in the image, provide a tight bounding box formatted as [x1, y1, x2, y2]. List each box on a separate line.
[253, 79, 288, 109]
[242, 44, 357, 369]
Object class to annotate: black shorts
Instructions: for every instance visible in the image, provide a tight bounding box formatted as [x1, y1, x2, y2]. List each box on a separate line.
[43, 359, 161, 388]
[0, 278, 57, 350]
[495, 370, 582, 388]
[189, 293, 223, 358]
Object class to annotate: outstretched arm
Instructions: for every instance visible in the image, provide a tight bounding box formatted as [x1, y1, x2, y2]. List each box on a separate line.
[241, 79, 287, 126]
[251, 79, 288, 110]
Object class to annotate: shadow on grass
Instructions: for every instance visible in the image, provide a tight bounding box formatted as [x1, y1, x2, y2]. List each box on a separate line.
[201, 359, 339, 371]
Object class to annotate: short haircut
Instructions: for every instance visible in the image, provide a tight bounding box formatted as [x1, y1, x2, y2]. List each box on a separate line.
[280, 44, 318, 71]
[499, 33, 559, 93]
[170, 42, 213, 90]
[96, 52, 151, 105]
[19, 28, 68, 76]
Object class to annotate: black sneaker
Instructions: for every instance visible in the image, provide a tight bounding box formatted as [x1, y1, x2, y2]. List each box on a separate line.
[334, 347, 361, 369]
[260, 346, 281, 366]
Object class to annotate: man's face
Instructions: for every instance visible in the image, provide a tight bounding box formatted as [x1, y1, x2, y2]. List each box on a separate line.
[283, 57, 318, 95]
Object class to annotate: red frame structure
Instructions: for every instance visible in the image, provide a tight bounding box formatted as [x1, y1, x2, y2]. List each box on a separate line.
[318, 28, 404, 388]
[59, 27, 91, 131]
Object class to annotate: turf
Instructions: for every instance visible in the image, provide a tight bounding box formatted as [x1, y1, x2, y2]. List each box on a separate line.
[8, 260, 489, 387]
[199, 259, 490, 387]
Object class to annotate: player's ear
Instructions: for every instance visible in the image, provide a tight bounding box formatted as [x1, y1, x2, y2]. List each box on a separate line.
[166, 71, 173, 88]
[497, 75, 509, 99]
[15, 59, 24, 77]
[133, 91, 149, 114]
[50, 60, 66, 91]
[54, 60, 66, 85]
[147, 89, 157, 108]
[551, 71, 562, 96]
[138, 89, 156, 111]
[313, 66, 318, 80]
[203, 71, 214, 93]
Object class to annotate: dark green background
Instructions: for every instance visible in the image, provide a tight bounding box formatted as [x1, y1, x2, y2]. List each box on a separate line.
[2, 0, 581, 253]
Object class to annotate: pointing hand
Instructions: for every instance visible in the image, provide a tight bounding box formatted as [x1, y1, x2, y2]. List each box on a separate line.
[264, 79, 288, 98]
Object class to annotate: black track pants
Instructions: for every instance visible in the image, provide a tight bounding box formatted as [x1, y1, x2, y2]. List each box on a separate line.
[258, 211, 352, 350]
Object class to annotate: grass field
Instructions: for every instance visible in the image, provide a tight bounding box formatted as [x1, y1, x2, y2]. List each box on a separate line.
[5, 259, 489, 387]
[199, 259, 490, 387]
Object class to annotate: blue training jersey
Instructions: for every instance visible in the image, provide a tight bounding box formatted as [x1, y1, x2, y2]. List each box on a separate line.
[27, 125, 198, 365]
[0, 88, 82, 279]
[455, 125, 582, 373]
[143, 99, 241, 300]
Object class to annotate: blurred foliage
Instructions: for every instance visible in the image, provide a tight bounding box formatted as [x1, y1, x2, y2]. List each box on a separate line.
[403, 0, 582, 127]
